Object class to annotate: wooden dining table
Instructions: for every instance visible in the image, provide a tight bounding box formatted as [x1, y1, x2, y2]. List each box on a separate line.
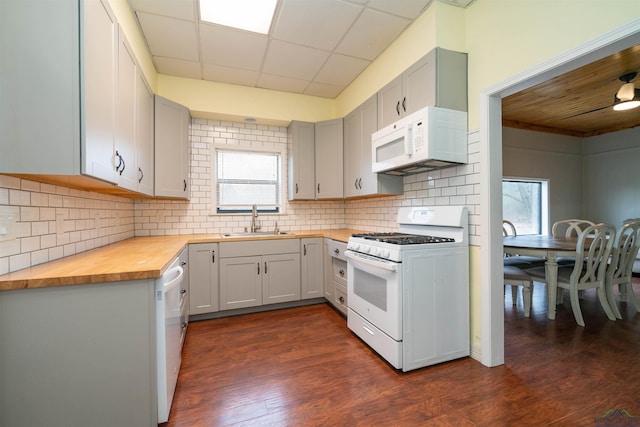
[503, 234, 579, 320]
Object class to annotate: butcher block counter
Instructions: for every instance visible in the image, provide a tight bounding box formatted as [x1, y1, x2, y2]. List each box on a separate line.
[0, 229, 361, 291]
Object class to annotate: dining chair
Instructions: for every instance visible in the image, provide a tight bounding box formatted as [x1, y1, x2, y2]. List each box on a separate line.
[502, 220, 540, 315]
[504, 265, 534, 317]
[605, 220, 640, 318]
[526, 223, 617, 327]
[552, 219, 595, 265]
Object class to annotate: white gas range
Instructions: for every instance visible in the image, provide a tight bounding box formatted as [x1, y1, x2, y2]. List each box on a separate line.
[345, 206, 469, 372]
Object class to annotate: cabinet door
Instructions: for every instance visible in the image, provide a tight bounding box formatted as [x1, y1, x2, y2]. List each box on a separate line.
[323, 240, 334, 300]
[301, 238, 323, 299]
[155, 95, 190, 199]
[343, 106, 361, 199]
[315, 118, 343, 199]
[377, 75, 403, 128]
[403, 53, 434, 117]
[219, 256, 262, 310]
[287, 121, 315, 200]
[82, 0, 117, 183]
[263, 253, 301, 304]
[115, 27, 137, 191]
[135, 70, 154, 196]
[188, 243, 219, 315]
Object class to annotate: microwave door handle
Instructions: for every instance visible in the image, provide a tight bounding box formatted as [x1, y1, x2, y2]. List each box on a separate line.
[405, 125, 413, 157]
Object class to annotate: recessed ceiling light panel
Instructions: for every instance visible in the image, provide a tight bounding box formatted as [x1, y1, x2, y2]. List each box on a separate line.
[200, 0, 278, 34]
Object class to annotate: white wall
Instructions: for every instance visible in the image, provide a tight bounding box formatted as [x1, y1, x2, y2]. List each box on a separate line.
[583, 127, 640, 226]
[502, 127, 583, 232]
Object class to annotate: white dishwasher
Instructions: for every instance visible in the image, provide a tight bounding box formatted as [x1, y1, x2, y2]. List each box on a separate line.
[156, 254, 185, 423]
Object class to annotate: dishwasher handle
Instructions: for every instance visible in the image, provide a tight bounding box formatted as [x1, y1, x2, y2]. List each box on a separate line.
[162, 265, 184, 291]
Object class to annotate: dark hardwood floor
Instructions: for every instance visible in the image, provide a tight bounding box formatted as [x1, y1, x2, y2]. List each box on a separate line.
[164, 278, 640, 426]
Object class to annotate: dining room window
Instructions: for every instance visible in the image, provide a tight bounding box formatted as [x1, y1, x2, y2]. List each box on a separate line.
[503, 178, 549, 234]
[214, 148, 282, 214]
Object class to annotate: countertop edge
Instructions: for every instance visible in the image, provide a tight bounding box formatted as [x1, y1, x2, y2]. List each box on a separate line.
[0, 229, 365, 291]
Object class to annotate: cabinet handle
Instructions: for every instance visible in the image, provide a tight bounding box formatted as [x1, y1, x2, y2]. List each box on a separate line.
[358, 178, 362, 189]
[138, 167, 143, 183]
[181, 322, 188, 329]
[354, 178, 358, 189]
[402, 96, 406, 112]
[119, 154, 125, 176]
[212, 250, 215, 263]
[303, 244, 307, 256]
[183, 179, 187, 191]
[114, 150, 125, 175]
[296, 183, 298, 194]
[339, 269, 345, 276]
[180, 288, 186, 294]
[264, 262, 268, 274]
[181, 261, 187, 266]
[396, 101, 400, 116]
[317, 183, 320, 194]
[334, 248, 340, 254]
[257, 262, 260, 275]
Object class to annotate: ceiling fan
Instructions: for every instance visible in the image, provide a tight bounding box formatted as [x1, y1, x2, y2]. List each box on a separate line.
[566, 71, 640, 118]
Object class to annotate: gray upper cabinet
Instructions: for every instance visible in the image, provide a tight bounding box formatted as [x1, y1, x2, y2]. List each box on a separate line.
[135, 67, 155, 196]
[315, 118, 344, 199]
[154, 95, 190, 199]
[378, 48, 468, 128]
[0, 0, 117, 183]
[344, 95, 402, 198]
[287, 121, 316, 200]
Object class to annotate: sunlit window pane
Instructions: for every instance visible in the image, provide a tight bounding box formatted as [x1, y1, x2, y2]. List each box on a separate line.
[503, 180, 542, 235]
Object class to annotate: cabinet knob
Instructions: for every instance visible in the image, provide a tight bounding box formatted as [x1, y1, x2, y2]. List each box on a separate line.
[338, 296, 345, 304]
[181, 322, 188, 329]
[334, 248, 340, 254]
[339, 269, 345, 276]
[181, 261, 187, 266]
[180, 288, 186, 294]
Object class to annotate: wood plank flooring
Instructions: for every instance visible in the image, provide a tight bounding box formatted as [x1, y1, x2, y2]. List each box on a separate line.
[163, 279, 640, 426]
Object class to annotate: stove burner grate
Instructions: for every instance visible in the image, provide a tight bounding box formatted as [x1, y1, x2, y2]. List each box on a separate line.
[351, 232, 455, 245]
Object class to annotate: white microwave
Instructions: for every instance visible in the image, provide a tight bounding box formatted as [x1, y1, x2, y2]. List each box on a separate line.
[371, 106, 467, 175]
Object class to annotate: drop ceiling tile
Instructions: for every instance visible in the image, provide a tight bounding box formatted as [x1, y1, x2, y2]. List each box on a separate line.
[314, 53, 370, 86]
[200, 24, 268, 70]
[154, 56, 202, 79]
[136, 12, 199, 61]
[203, 64, 260, 87]
[367, 0, 432, 19]
[257, 74, 310, 94]
[305, 82, 344, 98]
[129, 0, 196, 21]
[335, 8, 409, 60]
[272, 0, 362, 51]
[262, 40, 330, 81]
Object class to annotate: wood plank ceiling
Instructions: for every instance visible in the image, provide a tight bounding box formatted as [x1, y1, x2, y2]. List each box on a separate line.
[502, 44, 640, 137]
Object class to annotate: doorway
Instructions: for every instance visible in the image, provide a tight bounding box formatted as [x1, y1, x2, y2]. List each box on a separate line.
[479, 19, 640, 367]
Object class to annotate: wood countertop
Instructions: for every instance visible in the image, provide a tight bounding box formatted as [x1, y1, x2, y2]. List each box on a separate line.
[0, 229, 366, 291]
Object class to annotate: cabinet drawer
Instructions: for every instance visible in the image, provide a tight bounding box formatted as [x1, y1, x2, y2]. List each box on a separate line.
[325, 239, 347, 261]
[334, 287, 347, 314]
[332, 257, 347, 286]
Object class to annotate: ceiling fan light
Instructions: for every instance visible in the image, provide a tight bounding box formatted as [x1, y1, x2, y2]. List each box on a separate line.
[613, 99, 640, 111]
[616, 82, 636, 101]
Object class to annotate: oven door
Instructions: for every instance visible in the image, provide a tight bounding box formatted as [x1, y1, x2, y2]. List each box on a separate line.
[345, 250, 402, 340]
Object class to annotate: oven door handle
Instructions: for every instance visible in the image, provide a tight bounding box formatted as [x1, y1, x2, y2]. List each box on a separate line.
[345, 251, 398, 272]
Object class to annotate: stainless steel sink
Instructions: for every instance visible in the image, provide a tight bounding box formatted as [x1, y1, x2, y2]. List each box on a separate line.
[220, 231, 293, 238]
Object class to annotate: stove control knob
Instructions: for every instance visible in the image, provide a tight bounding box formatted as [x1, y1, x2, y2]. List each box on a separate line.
[348, 243, 359, 251]
[361, 245, 370, 253]
[371, 247, 380, 257]
[383, 249, 391, 258]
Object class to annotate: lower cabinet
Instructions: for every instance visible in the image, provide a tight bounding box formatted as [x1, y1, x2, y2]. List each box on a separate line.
[301, 238, 324, 299]
[324, 238, 348, 314]
[188, 243, 219, 315]
[219, 239, 301, 310]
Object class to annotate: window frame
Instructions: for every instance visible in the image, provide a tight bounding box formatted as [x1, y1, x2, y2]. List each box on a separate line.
[211, 144, 284, 215]
[502, 177, 550, 235]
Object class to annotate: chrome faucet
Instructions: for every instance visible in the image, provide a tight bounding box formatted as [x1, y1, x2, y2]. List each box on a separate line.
[250, 204, 261, 233]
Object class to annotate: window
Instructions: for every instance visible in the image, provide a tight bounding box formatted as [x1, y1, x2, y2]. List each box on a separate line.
[214, 148, 281, 214]
[502, 178, 549, 235]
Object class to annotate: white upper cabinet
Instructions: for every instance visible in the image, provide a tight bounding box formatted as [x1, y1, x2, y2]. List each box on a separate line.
[287, 121, 316, 200]
[315, 118, 344, 199]
[115, 27, 138, 191]
[154, 95, 190, 199]
[135, 68, 155, 196]
[378, 48, 468, 128]
[288, 119, 343, 200]
[344, 95, 402, 198]
[0, 0, 117, 183]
